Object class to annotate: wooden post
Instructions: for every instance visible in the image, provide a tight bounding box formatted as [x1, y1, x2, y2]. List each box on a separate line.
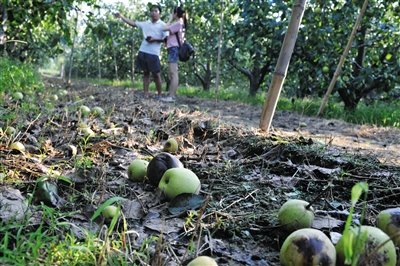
[317, 0, 368, 116]
[260, 0, 307, 132]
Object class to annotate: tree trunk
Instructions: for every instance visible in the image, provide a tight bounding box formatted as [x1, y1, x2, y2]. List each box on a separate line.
[97, 36, 101, 79]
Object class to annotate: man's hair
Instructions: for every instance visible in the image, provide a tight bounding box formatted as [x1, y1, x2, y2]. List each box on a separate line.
[149, 4, 162, 13]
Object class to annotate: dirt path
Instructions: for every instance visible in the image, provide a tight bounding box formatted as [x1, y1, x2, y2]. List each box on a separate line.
[161, 95, 400, 166]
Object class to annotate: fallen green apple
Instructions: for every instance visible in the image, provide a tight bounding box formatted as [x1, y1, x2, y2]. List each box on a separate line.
[336, 225, 396, 266]
[280, 228, 336, 266]
[163, 138, 179, 153]
[79, 105, 91, 116]
[147, 152, 183, 186]
[128, 159, 149, 182]
[12, 92, 23, 100]
[278, 199, 314, 232]
[102, 205, 119, 220]
[80, 127, 95, 137]
[187, 256, 218, 266]
[51, 94, 58, 101]
[322, 66, 329, 73]
[10, 141, 25, 152]
[5, 126, 16, 136]
[377, 207, 400, 247]
[158, 168, 201, 200]
[92, 106, 105, 117]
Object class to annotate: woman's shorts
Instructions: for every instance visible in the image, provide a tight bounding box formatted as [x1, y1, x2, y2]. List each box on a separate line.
[167, 47, 179, 63]
[135, 51, 161, 74]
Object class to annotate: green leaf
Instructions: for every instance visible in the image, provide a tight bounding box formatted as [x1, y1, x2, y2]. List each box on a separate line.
[351, 182, 368, 207]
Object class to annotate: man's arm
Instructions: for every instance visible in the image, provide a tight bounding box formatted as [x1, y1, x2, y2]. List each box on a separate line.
[114, 12, 136, 27]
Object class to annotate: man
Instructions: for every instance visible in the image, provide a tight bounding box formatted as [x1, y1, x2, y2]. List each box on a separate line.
[114, 4, 167, 98]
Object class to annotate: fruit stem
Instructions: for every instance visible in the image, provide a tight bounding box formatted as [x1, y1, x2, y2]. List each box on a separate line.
[306, 184, 332, 210]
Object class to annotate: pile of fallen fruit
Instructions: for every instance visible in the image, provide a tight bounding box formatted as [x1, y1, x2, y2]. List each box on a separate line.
[1, 78, 399, 265]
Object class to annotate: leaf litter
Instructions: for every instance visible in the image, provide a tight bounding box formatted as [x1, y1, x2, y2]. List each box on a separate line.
[0, 77, 399, 265]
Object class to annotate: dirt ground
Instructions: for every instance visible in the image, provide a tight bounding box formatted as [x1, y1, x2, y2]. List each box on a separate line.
[2, 77, 400, 265]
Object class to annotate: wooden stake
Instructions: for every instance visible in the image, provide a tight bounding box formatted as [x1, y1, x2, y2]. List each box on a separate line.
[259, 0, 307, 132]
[317, 0, 369, 116]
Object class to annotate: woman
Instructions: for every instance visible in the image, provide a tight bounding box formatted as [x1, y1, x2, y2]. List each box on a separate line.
[161, 6, 186, 102]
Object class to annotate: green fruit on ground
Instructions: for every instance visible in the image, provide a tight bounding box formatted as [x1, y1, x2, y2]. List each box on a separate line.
[128, 159, 149, 182]
[5, 126, 16, 136]
[377, 207, 400, 247]
[92, 106, 105, 116]
[278, 199, 314, 232]
[163, 138, 179, 153]
[187, 256, 218, 266]
[322, 66, 329, 73]
[10, 141, 25, 152]
[147, 152, 184, 186]
[12, 92, 23, 100]
[336, 225, 396, 266]
[51, 94, 58, 101]
[280, 228, 336, 265]
[59, 89, 68, 96]
[79, 105, 91, 116]
[385, 53, 392, 61]
[80, 127, 95, 137]
[102, 205, 119, 219]
[158, 168, 201, 200]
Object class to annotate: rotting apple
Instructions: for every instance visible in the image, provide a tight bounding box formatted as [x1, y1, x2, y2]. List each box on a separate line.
[128, 159, 149, 182]
[163, 138, 179, 153]
[377, 207, 400, 247]
[280, 228, 336, 266]
[336, 225, 396, 266]
[278, 199, 314, 232]
[158, 168, 201, 200]
[187, 256, 218, 266]
[147, 152, 183, 186]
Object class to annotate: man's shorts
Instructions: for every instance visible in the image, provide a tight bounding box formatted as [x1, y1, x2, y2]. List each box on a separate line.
[167, 47, 179, 63]
[135, 51, 161, 74]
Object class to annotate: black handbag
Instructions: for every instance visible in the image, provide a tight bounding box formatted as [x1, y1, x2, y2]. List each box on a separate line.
[175, 31, 194, 62]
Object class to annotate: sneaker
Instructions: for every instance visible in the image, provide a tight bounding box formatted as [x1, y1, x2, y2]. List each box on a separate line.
[160, 96, 175, 102]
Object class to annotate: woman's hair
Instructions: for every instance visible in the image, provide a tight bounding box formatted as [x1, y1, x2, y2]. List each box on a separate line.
[174, 6, 187, 29]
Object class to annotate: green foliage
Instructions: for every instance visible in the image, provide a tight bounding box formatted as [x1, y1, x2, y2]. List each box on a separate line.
[341, 182, 369, 265]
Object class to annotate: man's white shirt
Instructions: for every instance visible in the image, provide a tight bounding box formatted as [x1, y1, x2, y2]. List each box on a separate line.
[136, 20, 168, 57]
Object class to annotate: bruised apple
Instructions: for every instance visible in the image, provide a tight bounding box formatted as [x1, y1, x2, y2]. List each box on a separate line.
[377, 207, 400, 247]
[280, 228, 336, 266]
[163, 138, 179, 153]
[336, 226, 396, 266]
[158, 168, 200, 200]
[147, 152, 183, 186]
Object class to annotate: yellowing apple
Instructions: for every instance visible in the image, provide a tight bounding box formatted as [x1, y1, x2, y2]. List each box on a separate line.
[102, 205, 119, 220]
[79, 105, 91, 116]
[163, 138, 179, 153]
[158, 168, 201, 200]
[10, 141, 25, 152]
[377, 207, 400, 247]
[280, 228, 336, 265]
[278, 199, 314, 232]
[187, 256, 218, 266]
[147, 152, 184, 186]
[128, 159, 149, 182]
